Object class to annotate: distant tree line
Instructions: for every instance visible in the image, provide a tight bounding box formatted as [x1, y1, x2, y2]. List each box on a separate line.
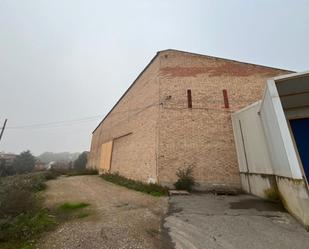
[38, 151, 80, 164]
[0, 150, 36, 177]
[0, 150, 89, 177]
[73, 151, 88, 171]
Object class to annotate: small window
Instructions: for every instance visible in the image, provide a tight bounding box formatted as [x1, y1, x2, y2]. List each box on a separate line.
[187, 89, 192, 108]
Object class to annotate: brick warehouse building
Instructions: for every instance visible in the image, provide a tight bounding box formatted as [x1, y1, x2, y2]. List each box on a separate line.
[87, 49, 292, 191]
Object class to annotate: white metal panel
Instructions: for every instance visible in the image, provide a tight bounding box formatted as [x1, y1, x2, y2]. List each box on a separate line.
[232, 102, 273, 174]
[260, 80, 303, 179]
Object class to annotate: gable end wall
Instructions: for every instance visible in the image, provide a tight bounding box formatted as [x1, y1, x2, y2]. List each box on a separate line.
[156, 50, 292, 190]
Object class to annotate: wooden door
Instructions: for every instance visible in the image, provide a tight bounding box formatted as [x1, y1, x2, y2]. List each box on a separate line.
[99, 141, 113, 172]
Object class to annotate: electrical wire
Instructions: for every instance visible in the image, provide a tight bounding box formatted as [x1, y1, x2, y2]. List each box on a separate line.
[5, 102, 160, 130]
[6, 115, 103, 130]
[5, 98, 236, 131]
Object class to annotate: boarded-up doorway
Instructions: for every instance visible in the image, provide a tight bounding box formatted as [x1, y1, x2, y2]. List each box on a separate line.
[99, 141, 113, 172]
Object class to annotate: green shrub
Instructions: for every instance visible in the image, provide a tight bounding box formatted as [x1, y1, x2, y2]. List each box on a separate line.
[101, 173, 168, 196]
[174, 165, 195, 192]
[12, 151, 36, 174]
[73, 152, 88, 171]
[0, 210, 55, 243]
[44, 170, 61, 180]
[0, 172, 57, 247]
[48, 168, 70, 176]
[0, 188, 38, 218]
[66, 168, 98, 177]
[0, 173, 49, 218]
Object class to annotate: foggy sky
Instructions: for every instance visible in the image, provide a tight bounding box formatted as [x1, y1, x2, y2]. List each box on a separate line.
[0, 0, 308, 155]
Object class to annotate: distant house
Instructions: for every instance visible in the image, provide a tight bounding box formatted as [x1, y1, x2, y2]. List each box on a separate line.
[87, 49, 292, 191]
[48, 160, 72, 171]
[34, 160, 47, 171]
[0, 152, 17, 167]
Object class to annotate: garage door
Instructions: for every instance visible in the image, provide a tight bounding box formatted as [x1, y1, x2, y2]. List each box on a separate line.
[99, 141, 113, 172]
[290, 118, 309, 182]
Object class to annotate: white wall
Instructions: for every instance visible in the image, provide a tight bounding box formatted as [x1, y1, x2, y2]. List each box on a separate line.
[232, 102, 273, 175]
[260, 80, 303, 179]
[232, 77, 309, 226]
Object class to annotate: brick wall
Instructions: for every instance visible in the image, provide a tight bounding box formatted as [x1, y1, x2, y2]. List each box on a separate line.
[157, 50, 292, 190]
[87, 56, 160, 183]
[88, 49, 292, 191]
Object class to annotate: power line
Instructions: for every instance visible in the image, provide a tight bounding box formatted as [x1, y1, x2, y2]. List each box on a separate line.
[5, 103, 160, 130]
[5, 98, 230, 131]
[6, 115, 103, 130]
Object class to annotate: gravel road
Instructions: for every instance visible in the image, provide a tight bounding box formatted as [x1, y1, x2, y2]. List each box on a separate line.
[37, 175, 172, 249]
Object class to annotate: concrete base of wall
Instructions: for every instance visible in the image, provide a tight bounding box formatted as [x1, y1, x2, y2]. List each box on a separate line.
[276, 176, 309, 226]
[240, 173, 276, 198]
[240, 172, 309, 226]
[161, 181, 241, 194]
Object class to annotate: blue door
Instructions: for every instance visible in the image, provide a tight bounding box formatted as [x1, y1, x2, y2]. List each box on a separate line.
[290, 118, 309, 181]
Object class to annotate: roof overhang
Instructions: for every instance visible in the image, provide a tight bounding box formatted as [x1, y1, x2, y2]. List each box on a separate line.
[274, 71, 309, 111]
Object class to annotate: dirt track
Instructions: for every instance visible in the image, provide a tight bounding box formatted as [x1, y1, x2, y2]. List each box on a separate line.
[37, 175, 172, 249]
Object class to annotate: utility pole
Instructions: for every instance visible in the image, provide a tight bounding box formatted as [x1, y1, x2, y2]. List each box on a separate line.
[0, 119, 7, 143]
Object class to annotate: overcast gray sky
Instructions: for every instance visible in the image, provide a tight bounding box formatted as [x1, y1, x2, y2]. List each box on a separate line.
[0, 0, 308, 155]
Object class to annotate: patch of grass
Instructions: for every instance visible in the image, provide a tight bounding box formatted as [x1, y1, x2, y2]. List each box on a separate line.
[58, 202, 90, 211]
[305, 225, 309, 232]
[101, 173, 168, 197]
[55, 202, 91, 221]
[264, 187, 280, 202]
[20, 241, 37, 249]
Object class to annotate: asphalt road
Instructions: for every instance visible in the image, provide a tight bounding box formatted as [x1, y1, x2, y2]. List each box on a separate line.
[164, 194, 309, 249]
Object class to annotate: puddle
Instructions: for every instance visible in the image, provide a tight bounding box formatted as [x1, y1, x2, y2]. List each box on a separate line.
[229, 198, 286, 212]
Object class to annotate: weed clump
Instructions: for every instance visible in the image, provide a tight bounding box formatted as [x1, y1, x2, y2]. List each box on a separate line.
[101, 173, 168, 196]
[264, 187, 280, 202]
[66, 169, 98, 177]
[174, 165, 195, 192]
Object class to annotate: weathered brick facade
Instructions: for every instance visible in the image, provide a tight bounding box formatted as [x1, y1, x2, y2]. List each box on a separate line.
[87, 49, 291, 191]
